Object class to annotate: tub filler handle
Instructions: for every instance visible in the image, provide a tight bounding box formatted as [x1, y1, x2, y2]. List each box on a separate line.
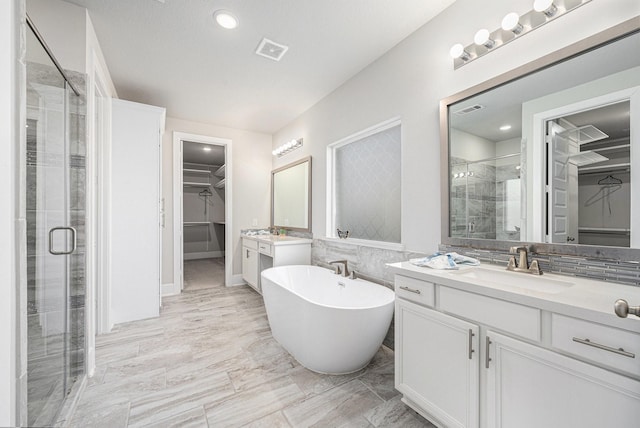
[329, 260, 350, 277]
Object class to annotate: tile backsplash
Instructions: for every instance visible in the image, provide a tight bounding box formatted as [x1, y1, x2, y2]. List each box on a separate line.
[307, 238, 640, 347]
[439, 244, 640, 287]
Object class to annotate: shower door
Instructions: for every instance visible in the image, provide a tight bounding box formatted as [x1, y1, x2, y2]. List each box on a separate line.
[26, 23, 84, 427]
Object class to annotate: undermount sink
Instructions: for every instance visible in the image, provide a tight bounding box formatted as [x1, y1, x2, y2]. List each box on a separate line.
[451, 266, 574, 294]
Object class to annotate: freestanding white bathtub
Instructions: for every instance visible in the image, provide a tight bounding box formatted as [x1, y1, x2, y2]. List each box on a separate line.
[261, 265, 395, 375]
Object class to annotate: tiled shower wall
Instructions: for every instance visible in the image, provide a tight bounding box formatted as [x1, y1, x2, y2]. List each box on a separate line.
[450, 156, 497, 240]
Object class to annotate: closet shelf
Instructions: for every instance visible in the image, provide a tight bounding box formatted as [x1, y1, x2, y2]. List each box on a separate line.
[214, 164, 226, 177]
[184, 181, 211, 188]
[214, 178, 226, 189]
[578, 162, 630, 175]
[590, 144, 630, 154]
[578, 227, 630, 235]
[183, 168, 211, 175]
[184, 221, 211, 226]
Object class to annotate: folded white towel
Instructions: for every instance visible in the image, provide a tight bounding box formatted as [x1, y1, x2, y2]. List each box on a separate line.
[410, 252, 480, 270]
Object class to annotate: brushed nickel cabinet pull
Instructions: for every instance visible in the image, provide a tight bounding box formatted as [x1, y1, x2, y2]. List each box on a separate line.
[485, 336, 492, 369]
[399, 286, 421, 295]
[572, 337, 635, 359]
[468, 329, 475, 360]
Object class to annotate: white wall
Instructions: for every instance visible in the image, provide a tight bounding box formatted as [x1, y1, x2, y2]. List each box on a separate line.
[162, 117, 272, 282]
[449, 128, 495, 161]
[27, 0, 86, 73]
[0, 0, 21, 424]
[273, 0, 640, 254]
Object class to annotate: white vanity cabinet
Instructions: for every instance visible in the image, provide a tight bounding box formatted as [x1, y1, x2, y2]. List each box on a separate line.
[396, 298, 479, 428]
[241, 235, 311, 294]
[391, 265, 640, 428]
[241, 239, 259, 291]
[486, 331, 640, 428]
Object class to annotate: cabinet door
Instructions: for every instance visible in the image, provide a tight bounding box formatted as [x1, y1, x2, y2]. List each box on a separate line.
[111, 99, 164, 323]
[396, 299, 479, 428]
[486, 331, 640, 428]
[241, 247, 259, 290]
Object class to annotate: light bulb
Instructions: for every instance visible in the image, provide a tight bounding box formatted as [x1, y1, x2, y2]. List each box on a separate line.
[534, 0, 557, 17]
[449, 43, 470, 61]
[474, 29, 495, 49]
[502, 12, 524, 34]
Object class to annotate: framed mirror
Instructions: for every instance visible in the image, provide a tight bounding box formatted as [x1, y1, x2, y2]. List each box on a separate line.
[271, 156, 312, 231]
[440, 18, 640, 258]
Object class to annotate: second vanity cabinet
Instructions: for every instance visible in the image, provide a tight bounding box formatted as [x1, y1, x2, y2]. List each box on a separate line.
[241, 235, 311, 294]
[391, 264, 640, 428]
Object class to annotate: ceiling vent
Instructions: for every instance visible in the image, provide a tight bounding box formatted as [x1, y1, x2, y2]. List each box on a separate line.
[255, 38, 289, 62]
[454, 104, 485, 115]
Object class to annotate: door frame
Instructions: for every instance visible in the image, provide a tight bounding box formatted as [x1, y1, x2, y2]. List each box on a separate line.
[172, 132, 232, 294]
[530, 86, 640, 244]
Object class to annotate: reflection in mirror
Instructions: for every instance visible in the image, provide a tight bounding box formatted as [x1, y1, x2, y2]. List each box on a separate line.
[450, 136, 521, 240]
[444, 23, 640, 254]
[547, 101, 631, 247]
[272, 156, 311, 231]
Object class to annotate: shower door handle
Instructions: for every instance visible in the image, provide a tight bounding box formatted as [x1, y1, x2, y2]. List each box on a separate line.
[48, 227, 76, 255]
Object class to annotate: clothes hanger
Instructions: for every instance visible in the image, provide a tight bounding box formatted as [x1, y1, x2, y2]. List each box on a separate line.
[597, 174, 622, 185]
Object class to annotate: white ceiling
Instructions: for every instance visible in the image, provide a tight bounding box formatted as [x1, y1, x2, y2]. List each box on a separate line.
[64, 0, 456, 134]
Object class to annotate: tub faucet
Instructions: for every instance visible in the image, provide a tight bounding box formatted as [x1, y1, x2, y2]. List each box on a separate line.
[507, 246, 542, 275]
[329, 260, 350, 277]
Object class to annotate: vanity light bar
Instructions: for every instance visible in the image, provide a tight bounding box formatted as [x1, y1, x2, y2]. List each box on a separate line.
[272, 138, 303, 157]
[450, 0, 592, 69]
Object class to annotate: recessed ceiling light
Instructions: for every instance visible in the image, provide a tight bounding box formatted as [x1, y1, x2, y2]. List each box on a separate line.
[500, 125, 512, 131]
[213, 10, 238, 29]
[203, 147, 212, 152]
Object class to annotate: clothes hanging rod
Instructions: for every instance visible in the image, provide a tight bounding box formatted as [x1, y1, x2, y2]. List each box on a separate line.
[26, 14, 81, 96]
[183, 161, 223, 168]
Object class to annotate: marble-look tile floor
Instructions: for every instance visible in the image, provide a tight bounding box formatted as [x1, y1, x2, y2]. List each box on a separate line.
[69, 271, 433, 427]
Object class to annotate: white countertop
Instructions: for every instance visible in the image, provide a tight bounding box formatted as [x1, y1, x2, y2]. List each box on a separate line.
[388, 261, 640, 333]
[242, 234, 312, 246]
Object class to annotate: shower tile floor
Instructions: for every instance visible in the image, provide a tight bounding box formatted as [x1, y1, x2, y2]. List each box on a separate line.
[69, 265, 433, 427]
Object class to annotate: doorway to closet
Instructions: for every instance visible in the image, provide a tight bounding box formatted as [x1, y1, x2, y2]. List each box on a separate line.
[182, 142, 226, 290]
[172, 132, 233, 294]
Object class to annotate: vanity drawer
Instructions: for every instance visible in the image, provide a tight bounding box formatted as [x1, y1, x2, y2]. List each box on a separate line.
[258, 242, 273, 256]
[243, 238, 258, 250]
[440, 286, 541, 341]
[551, 314, 640, 376]
[395, 275, 435, 307]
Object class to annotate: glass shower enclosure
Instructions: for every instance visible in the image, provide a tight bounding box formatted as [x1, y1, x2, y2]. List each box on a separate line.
[25, 17, 85, 427]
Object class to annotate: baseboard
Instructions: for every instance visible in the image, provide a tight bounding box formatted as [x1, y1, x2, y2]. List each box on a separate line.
[184, 251, 225, 260]
[162, 282, 180, 296]
[230, 273, 246, 287]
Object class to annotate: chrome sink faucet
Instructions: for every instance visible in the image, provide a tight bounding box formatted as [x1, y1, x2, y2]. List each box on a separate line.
[507, 246, 543, 275]
[329, 260, 350, 277]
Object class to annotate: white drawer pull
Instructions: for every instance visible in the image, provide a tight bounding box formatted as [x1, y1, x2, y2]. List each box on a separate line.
[572, 337, 635, 359]
[399, 286, 421, 295]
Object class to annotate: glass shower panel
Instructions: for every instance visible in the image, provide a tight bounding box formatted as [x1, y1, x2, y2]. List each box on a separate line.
[26, 24, 83, 427]
[450, 153, 521, 239]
